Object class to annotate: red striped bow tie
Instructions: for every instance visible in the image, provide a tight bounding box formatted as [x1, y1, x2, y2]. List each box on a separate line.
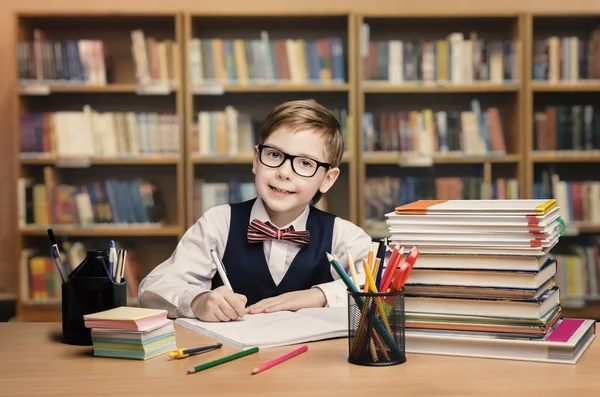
[247, 219, 310, 245]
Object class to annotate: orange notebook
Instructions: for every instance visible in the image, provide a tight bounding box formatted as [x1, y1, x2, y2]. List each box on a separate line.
[395, 199, 557, 216]
[84, 306, 170, 331]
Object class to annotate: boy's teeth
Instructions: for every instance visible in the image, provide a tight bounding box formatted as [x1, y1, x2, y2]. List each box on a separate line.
[273, 187, 291, 194]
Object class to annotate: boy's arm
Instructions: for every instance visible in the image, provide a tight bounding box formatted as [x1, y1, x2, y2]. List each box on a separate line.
[312, 217, 372, 307]
[138, 205, 230, 318]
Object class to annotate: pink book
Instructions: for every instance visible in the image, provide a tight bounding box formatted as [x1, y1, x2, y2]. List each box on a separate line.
[84, 306, 170, 331]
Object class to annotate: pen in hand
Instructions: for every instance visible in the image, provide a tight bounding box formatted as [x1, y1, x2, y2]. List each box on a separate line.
[209, 249, 244, 321]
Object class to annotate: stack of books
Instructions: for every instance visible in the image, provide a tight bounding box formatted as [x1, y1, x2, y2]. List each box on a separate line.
[385, 199, 596, 364]
[84, 306, 176, 360]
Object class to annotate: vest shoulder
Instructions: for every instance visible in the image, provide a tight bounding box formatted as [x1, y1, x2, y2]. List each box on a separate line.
[309, 205, 337, 220]
[229, 198, 258, 210]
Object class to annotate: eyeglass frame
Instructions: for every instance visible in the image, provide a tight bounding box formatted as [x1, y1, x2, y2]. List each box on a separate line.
[257, 144, 332, 178]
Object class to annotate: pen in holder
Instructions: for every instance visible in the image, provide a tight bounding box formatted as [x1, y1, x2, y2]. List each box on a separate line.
[347, 288, 406, 366]
[62, 249, 127, 346]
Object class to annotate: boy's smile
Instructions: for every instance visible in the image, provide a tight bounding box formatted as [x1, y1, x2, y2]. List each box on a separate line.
[252, 126, 339, 228]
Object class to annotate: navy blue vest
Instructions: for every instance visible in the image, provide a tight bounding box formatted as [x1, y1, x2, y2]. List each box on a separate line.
[212, 198, 335, 306]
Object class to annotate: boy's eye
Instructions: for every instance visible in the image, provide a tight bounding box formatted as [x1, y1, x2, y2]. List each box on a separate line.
[267, 150, 281, 159]
[297, 159, 316, 169]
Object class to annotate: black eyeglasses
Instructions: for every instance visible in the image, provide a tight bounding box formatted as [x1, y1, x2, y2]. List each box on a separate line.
[257, 144, 332, 178]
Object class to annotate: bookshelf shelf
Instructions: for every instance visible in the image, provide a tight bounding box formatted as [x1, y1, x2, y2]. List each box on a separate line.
[19, 225, 183, 237]
[14, 11, 185, 321]
[361, 152, 520, 165]
[362, 83, 520, 93]
[192, 84, 350, 93]
[530, 152, 600, 163]
[531, 81, 600, 92]
[19, 156, 181, 166]
[18, 83, 180, 95]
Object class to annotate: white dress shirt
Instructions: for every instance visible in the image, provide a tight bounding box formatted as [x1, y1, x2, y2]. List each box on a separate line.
[138, 197, 372, 318]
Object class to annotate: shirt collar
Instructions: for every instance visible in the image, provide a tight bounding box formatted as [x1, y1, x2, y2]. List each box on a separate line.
[250, 197, 310, 231]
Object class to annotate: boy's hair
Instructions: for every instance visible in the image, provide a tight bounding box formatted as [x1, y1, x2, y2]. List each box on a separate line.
[258, 100, 344, 205]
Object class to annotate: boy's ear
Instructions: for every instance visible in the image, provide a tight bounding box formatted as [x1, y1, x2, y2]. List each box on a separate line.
[252, 145, 259, 175]
[319, 167, 340, 194]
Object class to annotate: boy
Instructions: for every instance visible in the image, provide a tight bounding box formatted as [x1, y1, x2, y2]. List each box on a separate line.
[138, 100, 372, 321]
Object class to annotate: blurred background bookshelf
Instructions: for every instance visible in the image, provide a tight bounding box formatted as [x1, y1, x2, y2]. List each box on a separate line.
[14, 12, 186, 321]
[525, 12, 600, 320]
[356, 13, 525, 237]
[184, 12, 357, 227]
[3, 7, 600, 323]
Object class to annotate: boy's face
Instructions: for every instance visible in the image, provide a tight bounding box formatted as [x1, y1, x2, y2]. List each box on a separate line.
[252, 126, 340, 226]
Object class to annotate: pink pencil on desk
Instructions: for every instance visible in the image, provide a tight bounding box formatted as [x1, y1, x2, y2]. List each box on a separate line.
[251, 345, 308, 375]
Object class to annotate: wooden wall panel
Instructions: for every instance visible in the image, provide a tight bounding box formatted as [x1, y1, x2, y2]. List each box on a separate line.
[3, 0, 600, 294]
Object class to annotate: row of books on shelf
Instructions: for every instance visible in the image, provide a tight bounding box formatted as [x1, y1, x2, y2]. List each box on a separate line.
[188, 34, 345, 87]
[18, 168, 165, 227]
[533, 105, 600, 151]
[17, 29, 179, 87]
[190, 106, 351, 156]
[534, 170, 600, 225]
[17, 29, 107, 85]
[364, 176, 519, 224]
[131, 29, 180, 87]
[555, 239, 600, 308]
[362, 100, 505, 154]
[20, 240, 140, 304]
[532, 32, 600, 82]
[19, 107, 180, 157]
[361, 28, 519, 84]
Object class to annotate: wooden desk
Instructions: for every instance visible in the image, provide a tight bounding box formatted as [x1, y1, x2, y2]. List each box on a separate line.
[1, 322, 598, 397]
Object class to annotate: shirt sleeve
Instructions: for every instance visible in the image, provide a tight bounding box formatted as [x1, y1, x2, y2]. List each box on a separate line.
[138, 205, 230, 318]
[312, 217, 372, 307]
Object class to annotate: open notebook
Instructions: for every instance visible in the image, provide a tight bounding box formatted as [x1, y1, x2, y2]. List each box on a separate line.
[175, 307, 348, 349]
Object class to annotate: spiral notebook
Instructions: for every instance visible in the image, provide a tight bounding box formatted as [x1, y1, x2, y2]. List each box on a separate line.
[175, 307, 348, 349]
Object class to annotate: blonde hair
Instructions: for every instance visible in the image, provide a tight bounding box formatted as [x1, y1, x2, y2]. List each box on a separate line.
[258, 100, 344, 205]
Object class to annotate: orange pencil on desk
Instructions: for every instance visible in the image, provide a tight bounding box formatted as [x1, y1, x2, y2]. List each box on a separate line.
[251, 345, 308, 374]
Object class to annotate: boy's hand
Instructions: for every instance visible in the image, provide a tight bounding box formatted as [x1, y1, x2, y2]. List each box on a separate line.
[191, 286, 247, 322]
[245, 288, 327, 314]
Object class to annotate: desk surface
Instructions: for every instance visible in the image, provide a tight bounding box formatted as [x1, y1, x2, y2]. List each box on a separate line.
[1, 322, 599, 397]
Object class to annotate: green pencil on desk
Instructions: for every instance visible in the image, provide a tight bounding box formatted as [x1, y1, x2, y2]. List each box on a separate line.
[187, 347, 259, 374]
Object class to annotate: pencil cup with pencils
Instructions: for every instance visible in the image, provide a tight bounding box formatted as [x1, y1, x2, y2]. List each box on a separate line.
[347, 288, 406, 366]
[62, 249, 127, 346]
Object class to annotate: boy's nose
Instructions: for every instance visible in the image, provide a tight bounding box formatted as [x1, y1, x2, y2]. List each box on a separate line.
[276, 158, 293, 179]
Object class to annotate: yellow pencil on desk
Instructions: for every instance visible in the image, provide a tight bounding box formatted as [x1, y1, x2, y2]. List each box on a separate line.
[169, 342, 223, 359]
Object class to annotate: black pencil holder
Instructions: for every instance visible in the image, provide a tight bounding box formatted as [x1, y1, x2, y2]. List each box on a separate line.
[61, 249, 127, 346]
[347, 289, 406, 366]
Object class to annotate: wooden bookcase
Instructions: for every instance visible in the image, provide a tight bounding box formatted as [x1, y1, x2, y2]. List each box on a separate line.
[524, 12, 600, 320]
[14, 12, 186, 321]
[183, 11, 358, 229]
[355, 12, 526, 237]
[10, 10, 600, 322]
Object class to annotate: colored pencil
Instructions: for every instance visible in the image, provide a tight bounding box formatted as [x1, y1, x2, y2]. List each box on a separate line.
[251, 345, 308, 374]
[187, 347, 259, 374]
[379, 247, 401, 292]
[169, 342, 223, 359]
[326, 252, 358, 293]
[362, 260, 393, 336]
[375, 241, 387, 289]
[346, 250, 359, 287]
